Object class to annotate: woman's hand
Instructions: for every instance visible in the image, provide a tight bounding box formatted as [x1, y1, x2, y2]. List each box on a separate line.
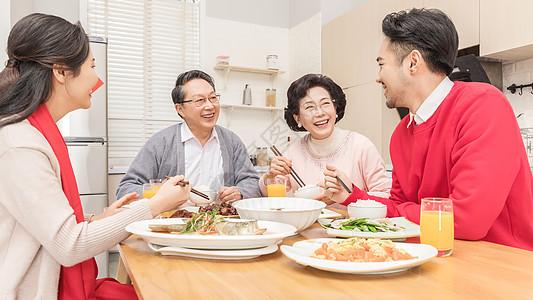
[323, 164, 351, 203]
[147, 175, 191, 217]
[218, 186, 242, 203]
[90, 192, 140, 222]
[264, 156, 292, 184]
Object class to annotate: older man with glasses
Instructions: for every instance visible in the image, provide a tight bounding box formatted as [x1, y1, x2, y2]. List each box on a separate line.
[117, 70, 260, 203]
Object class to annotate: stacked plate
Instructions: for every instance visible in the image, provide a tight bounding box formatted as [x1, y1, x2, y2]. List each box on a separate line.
[125, 218, 297, 260]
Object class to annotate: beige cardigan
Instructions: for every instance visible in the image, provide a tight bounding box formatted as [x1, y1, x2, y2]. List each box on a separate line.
[0, 120, 153, 299]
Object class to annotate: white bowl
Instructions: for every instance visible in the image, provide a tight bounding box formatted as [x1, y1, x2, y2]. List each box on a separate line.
[293, 185, 324, 199]
[232, 197, 326, 232]
[347, 202, 387, 219]
[190, 186, 217, 206]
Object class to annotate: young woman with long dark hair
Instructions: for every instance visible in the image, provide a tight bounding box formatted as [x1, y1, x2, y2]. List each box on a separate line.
[0, 13, 191, 299]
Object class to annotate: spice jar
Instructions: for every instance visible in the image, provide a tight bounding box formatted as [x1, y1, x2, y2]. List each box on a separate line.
[266, 88, 276, 107]
[256, 147, 268, 166]
[266, 55, 279, 70]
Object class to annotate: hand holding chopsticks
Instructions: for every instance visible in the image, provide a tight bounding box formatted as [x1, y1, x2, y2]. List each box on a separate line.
[269, 145, 305, 188]
[322, 164, 354, 204]
[164, 175, 210, 200]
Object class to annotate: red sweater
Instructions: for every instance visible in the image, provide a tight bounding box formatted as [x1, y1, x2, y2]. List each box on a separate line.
[344, 82, 533, 251]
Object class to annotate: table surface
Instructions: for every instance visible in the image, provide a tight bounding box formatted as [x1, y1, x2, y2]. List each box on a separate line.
[119, 216, 533, 299]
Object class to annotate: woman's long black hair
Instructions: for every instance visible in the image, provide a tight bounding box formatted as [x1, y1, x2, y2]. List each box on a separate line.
[0, 13, 90, 128]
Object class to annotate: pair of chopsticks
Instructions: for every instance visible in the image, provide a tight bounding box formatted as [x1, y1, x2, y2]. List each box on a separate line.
[269, 145, 305, 188]
[336, 176, 353, 194]
[164, 176, 210, 200]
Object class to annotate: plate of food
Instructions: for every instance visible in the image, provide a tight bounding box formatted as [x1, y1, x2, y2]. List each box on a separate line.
[318, 217, 420, 240]
[319, 208, 343, 219]
[164, 202, 239, 218]
[280, 237, 437, 274]
[126, 211, 297, 250]
[147, 243, 278, 260]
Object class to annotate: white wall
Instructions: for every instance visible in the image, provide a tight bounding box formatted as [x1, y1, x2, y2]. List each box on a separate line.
[320, 0, 369, 25]
[203, 16, 298, 154]
[502, 58, 533, 128]
[10, 0, 79, 25]
[0, 0, 10, 64]
[203, 1, 323, 154]
[289, 13, 321, 80]
[206, 0, 291, 28]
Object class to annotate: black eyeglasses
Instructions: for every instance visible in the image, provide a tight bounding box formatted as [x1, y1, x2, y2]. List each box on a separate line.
[178, 94, 220, 107]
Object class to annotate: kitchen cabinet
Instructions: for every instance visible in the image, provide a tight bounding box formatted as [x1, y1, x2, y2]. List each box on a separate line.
[321, 14, 349, 89]
[423, 0, 479, 50]
[345, 0, 423, 88]
[480, 0, 533, 61]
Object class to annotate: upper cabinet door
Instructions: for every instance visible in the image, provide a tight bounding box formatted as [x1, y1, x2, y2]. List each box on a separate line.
[423, 0, 480, 50]
[345, 0, 424, 87]
[321, 13, 349, 89]
[480, 0, 533, 61]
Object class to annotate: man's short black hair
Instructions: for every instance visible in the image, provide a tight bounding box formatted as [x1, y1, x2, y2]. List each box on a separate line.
[382, 8, 459, 76]
[171, 70, 216, 104]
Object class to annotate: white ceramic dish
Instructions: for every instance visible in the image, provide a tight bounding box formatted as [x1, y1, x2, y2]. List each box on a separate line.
[318, 217, 420, 240]
[189, 187, 217, 205]
[293, 185, 323, 199]
[280, 238, 437, 274]
[125, 218, 296, 250]
[233, 197, 326, 232]
[147, 243, 278, 260]
[319, 208, 343, 219]
[347, 202, 387, 219]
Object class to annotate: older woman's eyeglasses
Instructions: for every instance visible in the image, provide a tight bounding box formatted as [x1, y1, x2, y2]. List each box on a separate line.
[300, 99, 335, 113]
[179, 94, 220, 107]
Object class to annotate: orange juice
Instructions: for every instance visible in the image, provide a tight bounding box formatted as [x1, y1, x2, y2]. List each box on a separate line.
[267, 184, 286, 197]
[142, 186, 159, 199]
[420, 210, 454, 250]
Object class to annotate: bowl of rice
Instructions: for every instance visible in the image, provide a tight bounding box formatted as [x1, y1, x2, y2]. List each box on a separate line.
[347, 200, 387, 219]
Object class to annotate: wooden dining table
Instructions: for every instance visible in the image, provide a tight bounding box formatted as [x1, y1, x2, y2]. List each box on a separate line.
[118, 213, 533, 299]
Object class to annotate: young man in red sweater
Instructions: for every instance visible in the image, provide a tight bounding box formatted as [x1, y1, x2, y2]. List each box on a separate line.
[324, 8, 533, 251]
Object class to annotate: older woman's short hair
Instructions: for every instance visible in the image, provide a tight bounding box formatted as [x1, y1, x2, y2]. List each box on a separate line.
[284, 74, 346, 132]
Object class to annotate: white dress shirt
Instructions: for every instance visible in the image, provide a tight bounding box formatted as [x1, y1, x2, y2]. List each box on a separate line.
[408, 77, 454, 127]
[181, 122, 224, 191]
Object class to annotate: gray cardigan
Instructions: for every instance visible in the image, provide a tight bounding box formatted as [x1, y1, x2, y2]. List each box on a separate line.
[116, 123, 261, 199]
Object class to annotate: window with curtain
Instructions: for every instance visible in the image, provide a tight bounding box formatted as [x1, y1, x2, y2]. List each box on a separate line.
[87, 0, 200, 167]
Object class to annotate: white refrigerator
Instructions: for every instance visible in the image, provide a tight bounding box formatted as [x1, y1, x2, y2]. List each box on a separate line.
[57, 36, 109, 279]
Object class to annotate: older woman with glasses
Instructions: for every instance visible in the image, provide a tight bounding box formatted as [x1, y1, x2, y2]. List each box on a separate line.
[259, 74, 391, 204]
[117, 70, 261, 203]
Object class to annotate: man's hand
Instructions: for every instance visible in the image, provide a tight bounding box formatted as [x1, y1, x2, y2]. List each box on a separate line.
[218, 186, 242, 203]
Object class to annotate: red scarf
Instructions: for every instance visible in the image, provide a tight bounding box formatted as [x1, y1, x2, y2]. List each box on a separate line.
[28, 104, 98, 299]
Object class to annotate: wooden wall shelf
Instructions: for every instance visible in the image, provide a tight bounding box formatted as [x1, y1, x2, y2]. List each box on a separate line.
[214, 64, 285, 90]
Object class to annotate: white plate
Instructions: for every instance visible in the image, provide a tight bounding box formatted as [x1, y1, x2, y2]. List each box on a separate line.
[281, 238, 437, 274]
[319, 208, 343, 219]
[126, 218, 296, 250]
[147, 243, 278, 260]
[318, 217, 420, 240]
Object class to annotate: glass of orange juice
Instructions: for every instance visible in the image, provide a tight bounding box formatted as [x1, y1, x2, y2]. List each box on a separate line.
[142, 179, 163, 199]
[267, 177, 287, 197]
[420, 197, 454, 257]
